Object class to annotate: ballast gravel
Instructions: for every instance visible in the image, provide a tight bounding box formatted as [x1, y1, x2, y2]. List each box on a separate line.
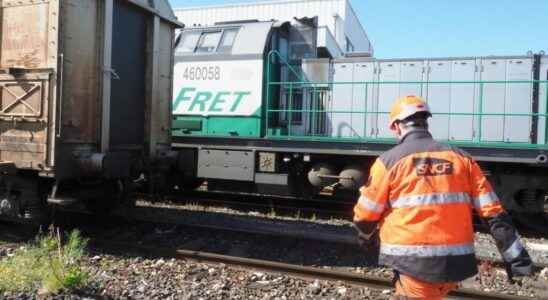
[1, 243, 546, 299]
[0, 246, 389, 299]
[1, 203, 547, 299]
[129, 200, 548, 266]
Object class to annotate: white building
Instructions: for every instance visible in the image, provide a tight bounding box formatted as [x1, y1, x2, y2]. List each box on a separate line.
[174, 0, 373, 58]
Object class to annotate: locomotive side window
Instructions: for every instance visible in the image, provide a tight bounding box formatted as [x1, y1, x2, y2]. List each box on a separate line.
[177, 31, 201, 53]
[196, 31, 222, 53]
[217, 28, 239, 53]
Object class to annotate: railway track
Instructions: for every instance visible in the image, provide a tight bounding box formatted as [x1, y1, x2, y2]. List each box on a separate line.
[46, 189, 548, 274]
[80, 194, 545, 270]
[3, 208, 546, 298]
[155, 190, 548, 238]
[150, 190, 354, 219]
[117, 207, 548, 269]
[92, 240, 532, 300]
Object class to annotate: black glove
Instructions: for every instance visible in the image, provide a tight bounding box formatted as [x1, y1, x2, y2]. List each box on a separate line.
[357, 229, 379, 250]
[353, 221, 380, 251]
[485, 213, 534, 282]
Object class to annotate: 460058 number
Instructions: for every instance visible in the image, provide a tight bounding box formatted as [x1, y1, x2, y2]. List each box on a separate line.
[183, 66, 221, 80]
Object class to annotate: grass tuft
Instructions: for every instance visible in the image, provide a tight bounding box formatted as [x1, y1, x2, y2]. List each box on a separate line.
[268, 207, 277, 218]
[0, 229, 89, 295]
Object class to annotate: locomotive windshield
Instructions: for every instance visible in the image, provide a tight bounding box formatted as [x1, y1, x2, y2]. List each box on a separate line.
[176, 28, 241, 54]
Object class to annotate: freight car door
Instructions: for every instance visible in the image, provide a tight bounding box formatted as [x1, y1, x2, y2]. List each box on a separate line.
[0, 73, 52, 170]
[109, 1, 147, 149]
[0, 1, 59, 171]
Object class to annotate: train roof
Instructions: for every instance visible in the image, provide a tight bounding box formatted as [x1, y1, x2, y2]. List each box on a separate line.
[333, 54, 537, 64]
[176, 21, 287, 59]
[128, 0, 183, 27]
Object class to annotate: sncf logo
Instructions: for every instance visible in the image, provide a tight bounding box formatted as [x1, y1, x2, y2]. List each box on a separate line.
[413, 157, 454, 176]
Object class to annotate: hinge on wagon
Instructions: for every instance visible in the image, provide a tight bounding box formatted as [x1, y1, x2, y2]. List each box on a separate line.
[0, 67, 31, 76]
[10, 116, 21, 127]
[103, 68, 120, 80]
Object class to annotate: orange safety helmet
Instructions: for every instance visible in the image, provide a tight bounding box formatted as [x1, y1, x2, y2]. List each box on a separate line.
[389, 95, 432, 130]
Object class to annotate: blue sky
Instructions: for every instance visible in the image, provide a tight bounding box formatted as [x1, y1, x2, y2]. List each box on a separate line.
[168, 0, 547, 59]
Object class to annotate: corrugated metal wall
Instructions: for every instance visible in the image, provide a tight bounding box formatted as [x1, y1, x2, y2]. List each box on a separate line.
[174, 0, 372, 55]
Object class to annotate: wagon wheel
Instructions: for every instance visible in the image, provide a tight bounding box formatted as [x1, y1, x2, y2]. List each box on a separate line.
[169, 173, 205, 191]
[179, 177, 205, 191]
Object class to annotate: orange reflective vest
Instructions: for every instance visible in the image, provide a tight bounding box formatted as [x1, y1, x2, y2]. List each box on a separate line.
[354, 130, 506, 282]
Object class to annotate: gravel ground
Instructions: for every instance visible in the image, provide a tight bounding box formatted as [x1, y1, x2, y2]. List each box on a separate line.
[1, 199, 547, 299]
[82, 252, 391, 300]
[2, 239, 547, 300]
[0, 242, 391, 300]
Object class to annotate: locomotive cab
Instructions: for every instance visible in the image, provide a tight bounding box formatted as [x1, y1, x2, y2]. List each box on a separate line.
[172, 18, 320, 138]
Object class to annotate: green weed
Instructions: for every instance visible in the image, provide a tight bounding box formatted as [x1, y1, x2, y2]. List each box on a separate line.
[0, 229, 89, 295]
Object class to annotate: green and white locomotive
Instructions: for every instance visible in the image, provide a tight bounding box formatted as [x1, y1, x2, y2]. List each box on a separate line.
[172, 19, 548, 223]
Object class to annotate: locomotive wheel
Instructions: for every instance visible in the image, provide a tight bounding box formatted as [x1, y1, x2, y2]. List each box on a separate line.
[169, 173, 205, 191]
[491, 172, 548, 235]
[180, 177, 205, 191]
[84, 179, 130, 215]
[509, 188, 548, 235]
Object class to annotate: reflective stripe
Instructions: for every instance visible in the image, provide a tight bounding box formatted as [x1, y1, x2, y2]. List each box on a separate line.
[358, 196, 384, 213]
[503, 238, 524, 262]
[390, 192, 470, 208]
[473, 192, 500, 209]
[380, 243, 475, 257]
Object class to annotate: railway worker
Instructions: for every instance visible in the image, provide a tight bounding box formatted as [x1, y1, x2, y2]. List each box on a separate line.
[353, 95, 533, 300]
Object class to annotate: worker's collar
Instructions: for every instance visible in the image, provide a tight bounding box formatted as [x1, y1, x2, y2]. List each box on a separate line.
[398, 129, 432, 144]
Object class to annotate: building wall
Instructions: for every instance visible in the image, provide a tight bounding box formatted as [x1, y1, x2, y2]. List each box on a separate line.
[343, 1, 373, 54]
[174, 0, 372, 56]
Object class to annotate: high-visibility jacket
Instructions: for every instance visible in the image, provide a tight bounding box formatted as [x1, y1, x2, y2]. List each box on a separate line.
[354, 130, 530, 283]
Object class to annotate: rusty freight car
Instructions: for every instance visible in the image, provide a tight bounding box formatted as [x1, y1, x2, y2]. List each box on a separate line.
[0, 0, 182, 222]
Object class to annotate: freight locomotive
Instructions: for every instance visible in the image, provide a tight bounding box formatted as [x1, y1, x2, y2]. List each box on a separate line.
[171, 19, 548, 224]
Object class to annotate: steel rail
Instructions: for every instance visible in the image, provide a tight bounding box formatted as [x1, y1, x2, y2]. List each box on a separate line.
[152, 192, 353, 218]
[94, 240, 532, 300]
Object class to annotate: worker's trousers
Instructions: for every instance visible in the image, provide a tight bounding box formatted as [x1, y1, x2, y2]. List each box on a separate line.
[391, 272, 458, 300]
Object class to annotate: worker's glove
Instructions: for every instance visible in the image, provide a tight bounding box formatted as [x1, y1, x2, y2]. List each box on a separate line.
[357, 230, 379, 250]
[353, 222, 380, 251]
[485, 213, 535, 283]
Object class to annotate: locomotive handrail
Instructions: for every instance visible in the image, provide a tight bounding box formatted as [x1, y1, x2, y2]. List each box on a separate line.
[266, 50, 308, 83]
[265, 71, 548, 149]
